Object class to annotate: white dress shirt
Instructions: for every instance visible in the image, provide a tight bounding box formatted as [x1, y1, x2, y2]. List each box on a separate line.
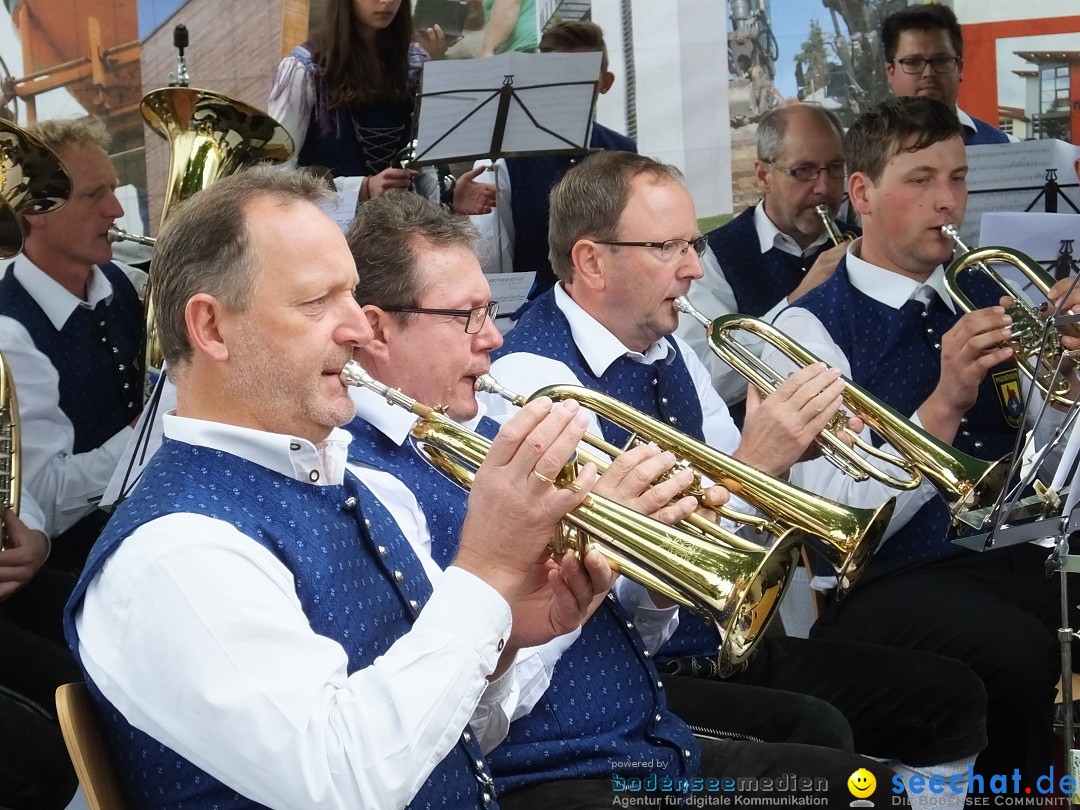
[75, 414, 521, 810]
[0, 255, 146, 537]
[768, 239, 1065, 572]
[675, 202, 831, 406]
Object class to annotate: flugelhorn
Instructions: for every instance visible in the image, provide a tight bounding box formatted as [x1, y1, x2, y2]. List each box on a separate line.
[674, 297, 1009, 520]
[942, 224, 1074, 407]
[814, 204, 855, 246]
[474, 373, 892, 594]
[342, 361, 801, 675]
[0, 119, 71, 258]
[0, 351, 19, 552]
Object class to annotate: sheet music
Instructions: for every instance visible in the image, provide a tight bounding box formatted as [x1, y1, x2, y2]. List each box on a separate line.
[486, 271, 534, 333]
[962, 139, 1080, 245]
[974, 212, 1080, 307]
[414, 51, 601, 164]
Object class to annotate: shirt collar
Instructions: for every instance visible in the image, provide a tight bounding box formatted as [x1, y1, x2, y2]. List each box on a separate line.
[753, 201, 829, 258]
[955, 106, 977, 136]
[349, 377, 490, 448]
[846, 238, 955, 313]
[554, 283, 674, 375]
[11, 254, 116, 330]
[161, 412, 352, 485]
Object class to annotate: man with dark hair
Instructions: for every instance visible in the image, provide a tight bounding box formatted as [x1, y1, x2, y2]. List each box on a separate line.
[484, 148, 989, 807]
[475, 20, 636, 301]
[676, 103, 854, 406]
[343, 190, 900, 809]
[0, 117, 145, 569]
[770, 95, 1080, 784]
[881, 3, 1010, 146]
[64, 167, 615, 810]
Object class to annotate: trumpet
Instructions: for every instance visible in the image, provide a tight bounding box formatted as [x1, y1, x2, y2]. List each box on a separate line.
[343, 361, 801, 675]
[474, 373, 892, 594]
[942, 224, 1074, 407]
[674, 297, 1009, 520]
[814, 204, 855, 246]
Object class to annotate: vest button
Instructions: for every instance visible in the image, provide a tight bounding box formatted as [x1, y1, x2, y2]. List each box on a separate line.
[654, 713, 662, 723]
[483, 792, 492, 805]
[394, 570, 404, 582]
[344, 496, 357, 509]
[475, 759, 484, 769]
[377, 546, 389, 557]
[463, 731, 472, 743]
[123, 383, 130, 390]
[112, 346, 120, 354]
[118, 364, 126, 371]
[100, 336, 107, 343]
[668, 416, 677, 424]
[933, 343, 941, 350]
[660, 397, 669, 405]
[657, 680, 664, 688]
[974, 441, 984, 450]
[642, 650, 650, 657]
[684, 749, 692, 757]
[99, 321, 106, 327]
[409, 599, 419, 610]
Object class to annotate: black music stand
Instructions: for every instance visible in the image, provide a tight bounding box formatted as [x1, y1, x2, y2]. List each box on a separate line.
[408, 51, 601, 168]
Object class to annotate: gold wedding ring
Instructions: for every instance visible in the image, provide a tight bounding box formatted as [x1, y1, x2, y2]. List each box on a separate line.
[531, 469, 555, 485]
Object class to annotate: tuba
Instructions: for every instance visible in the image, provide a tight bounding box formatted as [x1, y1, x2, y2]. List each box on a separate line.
[675, 297, 1010, 522]
[137, 25, 295, 399]
[941, 224, 1074, 408]
[814, 204, 855, 246]
[342, 361, 801, 676]
[474, 374, 892, 595]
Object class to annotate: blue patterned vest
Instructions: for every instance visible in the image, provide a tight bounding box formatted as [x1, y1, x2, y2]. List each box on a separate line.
[290, 44, 418, 178]
[345, 412, 501, 569]
[496, 290, 721, 661]
[0, 261, 143, 451]
[707, 205, 852, 318]
[64, 437, 498, 810]
[790, 259, 1022, 566]
[963, 115, 1010, 146]
[343, 410, 699, 794]
[507, 124, 637, 303]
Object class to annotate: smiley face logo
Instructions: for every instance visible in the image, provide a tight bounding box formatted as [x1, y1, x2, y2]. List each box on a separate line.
[848, 768, 877, 799]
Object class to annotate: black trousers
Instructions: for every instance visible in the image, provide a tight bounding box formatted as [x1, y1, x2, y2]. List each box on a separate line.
[812, 542, 1073, 786]
[499, 736, 902, 808]
[0, 567, 80, 810]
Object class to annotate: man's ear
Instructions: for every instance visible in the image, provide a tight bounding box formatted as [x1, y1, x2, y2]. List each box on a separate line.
[185, 293, 229, 362]
[570, 238, 607, 292]
[847, 172, 873, 217]
[358, 304, 393, 364]
[753, 160, 772, 195]
[598, 70, 615, 95]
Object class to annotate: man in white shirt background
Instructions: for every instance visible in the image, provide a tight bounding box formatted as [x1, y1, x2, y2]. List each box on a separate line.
[0, 117, 145, 571]
[64, 166, 614, 810]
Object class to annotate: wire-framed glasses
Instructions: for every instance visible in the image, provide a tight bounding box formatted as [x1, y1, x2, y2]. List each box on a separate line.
[382, 300, 499, 334]
[763, 160, 847, 182]
[592, 236, 708, 263]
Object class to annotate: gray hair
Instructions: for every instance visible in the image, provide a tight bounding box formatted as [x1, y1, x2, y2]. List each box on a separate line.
[152, 166, 332, 370]
[756, 105, 844, 163]
[548, 151, 683, 283]
[25, 116, 111, 152]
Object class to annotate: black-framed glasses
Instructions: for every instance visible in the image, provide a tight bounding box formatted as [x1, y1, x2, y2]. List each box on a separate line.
[763, 160, 846, 182]
[382, 300, 499, 334]
[592, 236, 708, 263]
[893, 56, 961, 74]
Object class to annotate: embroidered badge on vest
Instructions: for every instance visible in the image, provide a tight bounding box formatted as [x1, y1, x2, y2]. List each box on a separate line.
[992, 368, 1024, 428]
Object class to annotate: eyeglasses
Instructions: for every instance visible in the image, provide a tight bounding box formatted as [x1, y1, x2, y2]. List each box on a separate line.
[893, 56, 961, 75]
[382, 300, 499, 334]
[592, 236, 708, 263]
[763, 160, 847, 182]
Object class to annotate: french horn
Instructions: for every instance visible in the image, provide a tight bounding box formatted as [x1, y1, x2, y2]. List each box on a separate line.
[342, 361, 801, 676]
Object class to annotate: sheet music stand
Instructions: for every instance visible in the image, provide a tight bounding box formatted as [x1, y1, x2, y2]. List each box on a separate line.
[408, 51, 602, 167]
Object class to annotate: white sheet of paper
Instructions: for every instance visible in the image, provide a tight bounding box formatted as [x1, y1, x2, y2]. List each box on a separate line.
[317, 188, 360, 233]
[486, 271, 534, 333]
[974, 211, 1080, 306]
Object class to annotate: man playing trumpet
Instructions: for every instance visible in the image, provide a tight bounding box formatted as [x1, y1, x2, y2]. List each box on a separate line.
[483, 149, 987, 804]
[769, 95, 1080, 785]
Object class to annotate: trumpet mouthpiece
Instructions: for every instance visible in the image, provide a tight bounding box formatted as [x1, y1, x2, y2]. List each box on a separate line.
[673, 296, 710, 327]
[340, 360, 372, 388]
[474, 374, 524, 405]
